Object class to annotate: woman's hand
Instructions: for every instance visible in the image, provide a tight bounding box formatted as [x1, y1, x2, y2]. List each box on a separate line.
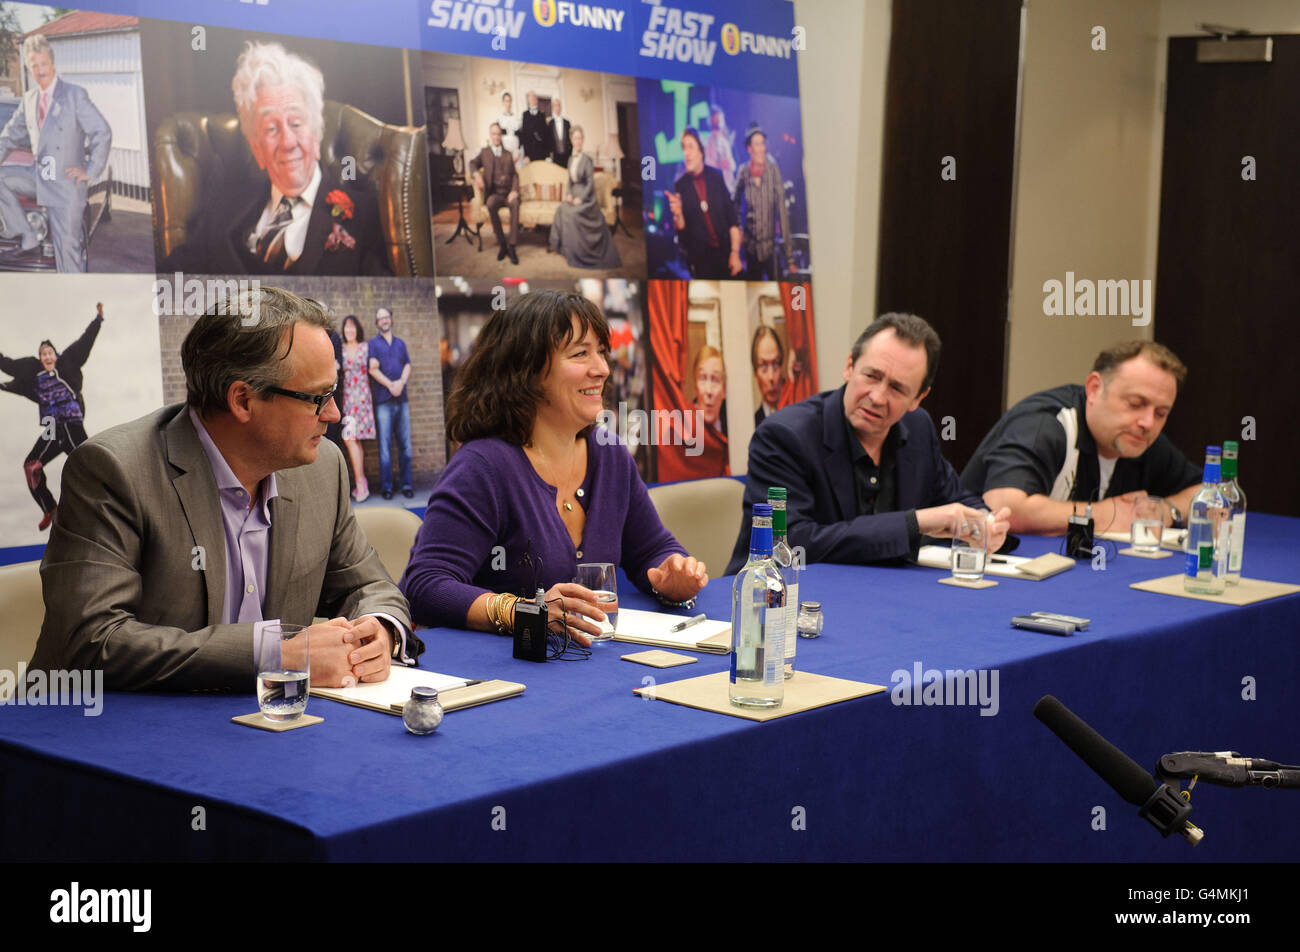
[647, 554, 708, 603]
[543, 582, 606, 648]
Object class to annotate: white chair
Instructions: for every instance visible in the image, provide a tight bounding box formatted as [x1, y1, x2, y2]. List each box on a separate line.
[354, 506, 424, 581]
[647, 477, 746, 576]
[0, 560, 43, 700]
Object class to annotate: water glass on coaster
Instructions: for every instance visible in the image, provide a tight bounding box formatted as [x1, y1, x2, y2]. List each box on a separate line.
[574, 561, 617, 641]
[256, 624, 310, 721]
[950, 513, 991, 584]
[1131, 496, 1165, 555]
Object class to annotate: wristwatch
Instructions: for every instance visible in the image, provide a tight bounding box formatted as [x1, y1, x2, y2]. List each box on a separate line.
[1166, 501, 1185, 528]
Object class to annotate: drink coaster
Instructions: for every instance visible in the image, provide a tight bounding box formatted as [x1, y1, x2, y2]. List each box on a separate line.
[232, 712, 324, 732]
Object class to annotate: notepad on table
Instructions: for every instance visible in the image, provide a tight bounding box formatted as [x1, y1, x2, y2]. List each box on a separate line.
[917, 545, 1074, 580]
[611, 608, 731, 654]
[311, 664, 524, 715]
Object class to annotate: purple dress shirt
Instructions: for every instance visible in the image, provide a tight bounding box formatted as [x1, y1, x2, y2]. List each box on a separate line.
[400, 430, 687, 628]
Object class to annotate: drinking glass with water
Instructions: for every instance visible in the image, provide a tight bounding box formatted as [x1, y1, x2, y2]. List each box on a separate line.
[574, 562, 617, 641]
[1130, 495, 1165, 554]
[950, 513, 992, 583]
[257, 624, 310, 721]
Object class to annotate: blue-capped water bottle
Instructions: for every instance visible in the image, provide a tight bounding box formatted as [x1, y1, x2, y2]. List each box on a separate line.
[729, 503, 786, 709]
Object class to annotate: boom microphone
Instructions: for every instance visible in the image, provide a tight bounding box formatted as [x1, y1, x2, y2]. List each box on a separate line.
[1033, 695, 1203, 845]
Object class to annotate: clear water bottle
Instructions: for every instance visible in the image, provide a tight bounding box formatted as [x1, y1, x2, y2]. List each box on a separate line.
[768, 487, 798, 679]
[729, 503, 786, 709]
[1220, 440, 1247, 585]
[1184, 446, 1229, 595]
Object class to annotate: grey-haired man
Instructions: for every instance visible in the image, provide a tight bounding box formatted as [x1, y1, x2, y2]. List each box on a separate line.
[31, 287, 421, 692]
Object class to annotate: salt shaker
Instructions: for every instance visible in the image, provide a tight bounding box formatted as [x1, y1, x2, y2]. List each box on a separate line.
[796, 601, 823, 639]
[403, 686, 443, 734]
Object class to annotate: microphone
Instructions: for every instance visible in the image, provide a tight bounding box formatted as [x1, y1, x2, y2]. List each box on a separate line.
[1033, 695, 1203, 845]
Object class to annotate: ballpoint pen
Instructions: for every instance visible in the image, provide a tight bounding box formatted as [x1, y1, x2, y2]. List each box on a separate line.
[670, 614, 707, 632]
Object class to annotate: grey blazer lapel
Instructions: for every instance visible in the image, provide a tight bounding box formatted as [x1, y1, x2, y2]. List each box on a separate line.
[163, 410, 226, 627]
[264, 478, 299, 622]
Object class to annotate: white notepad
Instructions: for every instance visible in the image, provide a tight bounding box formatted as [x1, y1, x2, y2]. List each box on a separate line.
[310, 665, 468, 711]
[612, 608, 732, 653]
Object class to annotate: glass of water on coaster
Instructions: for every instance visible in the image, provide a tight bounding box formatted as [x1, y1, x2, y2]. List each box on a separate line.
[1131, 495, 1165, 555]
[574, 562, 617, 641]
[950, 513, 991, 583]
[257, 624, 310, 721]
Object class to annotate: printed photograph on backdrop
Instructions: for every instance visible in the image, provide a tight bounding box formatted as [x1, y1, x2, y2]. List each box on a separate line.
[435, 276, 650, 480]
[637, 79, 810, 283]
[646, 279, 735, 483]
[0, 6, 156, 273]
[423, 51, 643, 279]
[153, 276, 444, 505]
[140, 21, 432, 278]
[0, 274, 163, 553]
[747, 281, 817, 429]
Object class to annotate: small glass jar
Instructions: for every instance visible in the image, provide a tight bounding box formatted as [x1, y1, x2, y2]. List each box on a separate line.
[796, 601, 823, 639]
[403, 686, 444, 735]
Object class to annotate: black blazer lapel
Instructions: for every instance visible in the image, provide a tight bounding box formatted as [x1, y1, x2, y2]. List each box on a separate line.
[291, 169, 335, 275]
[821, 387, 858, 522]
[222, 184, 272, 273]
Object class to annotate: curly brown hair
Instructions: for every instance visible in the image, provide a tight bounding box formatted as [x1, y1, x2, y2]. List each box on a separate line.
[447, 289, 611, 445]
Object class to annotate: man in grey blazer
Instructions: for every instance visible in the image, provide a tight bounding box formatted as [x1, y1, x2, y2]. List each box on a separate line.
[30, 287, 420, 692]
[0, 34, 111, 272]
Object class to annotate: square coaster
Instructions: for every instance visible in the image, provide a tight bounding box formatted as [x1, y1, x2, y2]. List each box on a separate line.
[1119, 547, 1172, 559]
[938, 576, 998, 589]
[634, 670, 886, 721]
[232, 712, 324, 732]
[621, 649, 699, 668]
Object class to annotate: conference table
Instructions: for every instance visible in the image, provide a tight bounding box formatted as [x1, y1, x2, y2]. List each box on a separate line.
[2, 515, 1297, 862]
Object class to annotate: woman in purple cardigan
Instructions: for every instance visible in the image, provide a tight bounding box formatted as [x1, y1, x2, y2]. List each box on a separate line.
[400, 290, 708, 643]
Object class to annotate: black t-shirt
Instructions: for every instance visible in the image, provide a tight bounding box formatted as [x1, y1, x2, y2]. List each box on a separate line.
[961, 383, 1201, 502]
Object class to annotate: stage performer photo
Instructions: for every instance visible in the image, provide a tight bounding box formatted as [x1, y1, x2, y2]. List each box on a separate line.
[0, 302, 103, 529]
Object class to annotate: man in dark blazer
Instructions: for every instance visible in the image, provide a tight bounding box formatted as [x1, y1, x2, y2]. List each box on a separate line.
[667, 128, 741, 279]
[469, 122, 520, 264]
[159, 40, 388, 276]
[519, 90, 549, 163]
[547, 98, 572, 168]
[30, 287, 421, 692]
[726, 313, 1011, 573]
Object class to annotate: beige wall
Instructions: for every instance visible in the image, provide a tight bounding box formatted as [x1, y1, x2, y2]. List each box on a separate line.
[794, 0, 891, 384]
[1005, 0, 1162, 406]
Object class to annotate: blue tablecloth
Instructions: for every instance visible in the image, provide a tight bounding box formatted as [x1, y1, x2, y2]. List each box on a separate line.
[2, 516, 1297, 861]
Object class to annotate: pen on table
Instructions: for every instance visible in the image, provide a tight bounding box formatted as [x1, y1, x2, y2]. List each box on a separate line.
[670, 614, 707, 632]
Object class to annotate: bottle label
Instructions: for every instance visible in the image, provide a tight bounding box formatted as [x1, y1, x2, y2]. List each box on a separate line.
[764, 607, 785, 686]
[1198, 542, 1213, 570]
[1184, 551, 1199, 577]
[1229, 513, 1245, 572]
[784, 582, 798, 661]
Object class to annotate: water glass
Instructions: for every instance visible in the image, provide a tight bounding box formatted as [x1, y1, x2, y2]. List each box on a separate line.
[1131, 496, 1165, 554]
[574, 562, 617, 641]
[951, 513, 991, 583]
[256, 624, 310, 721]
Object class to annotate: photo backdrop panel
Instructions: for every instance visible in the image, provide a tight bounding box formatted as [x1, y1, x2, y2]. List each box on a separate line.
[746, 280, 817, 427]
[139, 20, 431, 277]
[154, 276, 445, 501]
[636, 79, 809, 282]
[435, 275, 649, 480]
[423, 50, 643, 280]
[0, 6, 156, 273]
[0, 274, 164, 554]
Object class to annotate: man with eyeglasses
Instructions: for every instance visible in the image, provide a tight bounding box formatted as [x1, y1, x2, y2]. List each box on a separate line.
[726, 313, 1012, 573]
[31, 286, 421, 692]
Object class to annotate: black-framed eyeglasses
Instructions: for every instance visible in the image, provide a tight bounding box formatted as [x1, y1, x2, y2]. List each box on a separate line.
[263, 385, 337, 416]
